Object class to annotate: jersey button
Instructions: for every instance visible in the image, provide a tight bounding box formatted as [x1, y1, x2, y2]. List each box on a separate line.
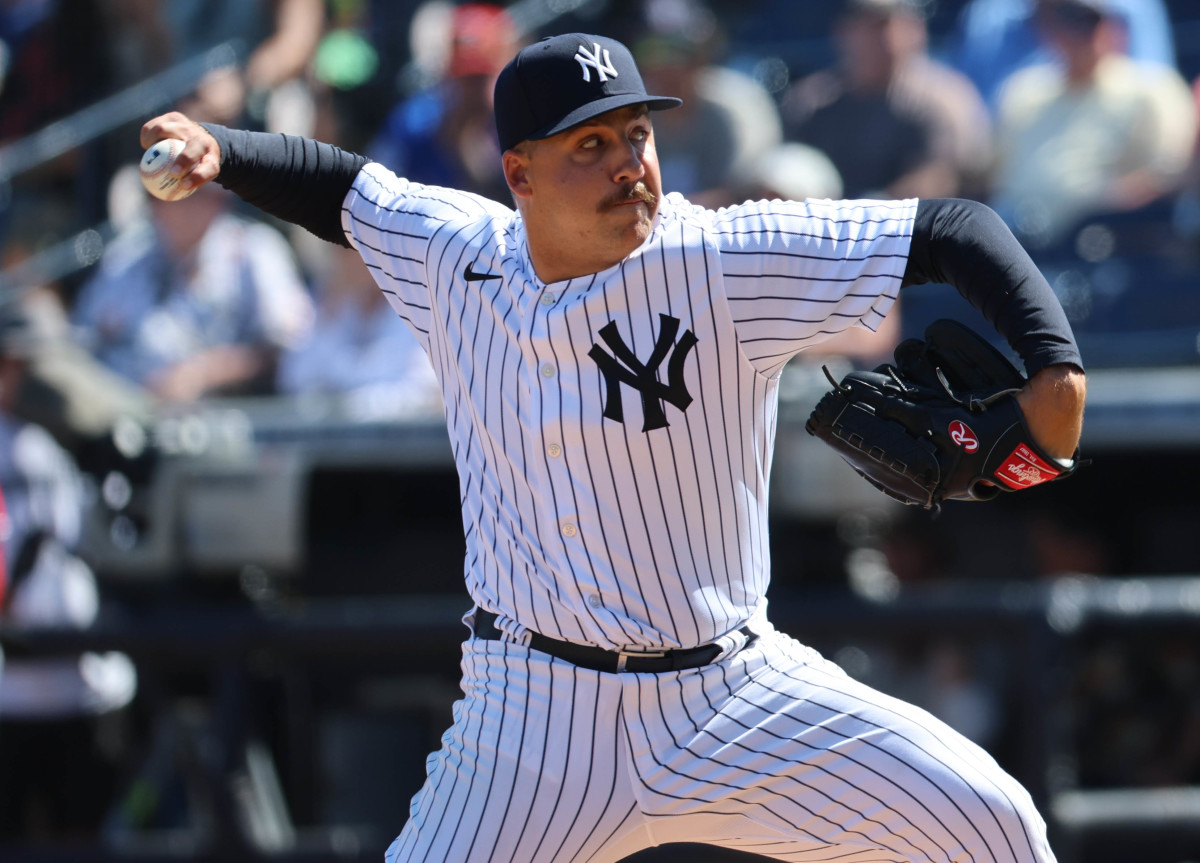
[540, 293, 556, 306]
[540, 363, 556, 378]
[547, 443, 562, 458]
[588, 594, 602, 608]
[561, 523, 578, 538]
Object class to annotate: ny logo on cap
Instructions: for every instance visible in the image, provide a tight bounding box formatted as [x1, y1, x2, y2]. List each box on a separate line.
[574, 42, 619, 83]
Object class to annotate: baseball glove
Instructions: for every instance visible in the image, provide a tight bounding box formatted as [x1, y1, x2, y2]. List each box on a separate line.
[805, 319, 1082, 510]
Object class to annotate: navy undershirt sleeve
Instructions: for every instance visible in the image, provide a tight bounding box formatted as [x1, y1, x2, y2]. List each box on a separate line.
[200, 123, 369, 248]
[903, 197, 1084, 376]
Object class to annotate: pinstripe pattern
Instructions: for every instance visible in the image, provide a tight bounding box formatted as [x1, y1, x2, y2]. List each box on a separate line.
[341, 164, 1054, 862]
[385, 625, 1054, 863]
[344, 167, 915, 651]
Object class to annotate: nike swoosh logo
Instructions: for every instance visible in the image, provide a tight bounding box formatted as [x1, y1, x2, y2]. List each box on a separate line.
[464, 262, 501, 282]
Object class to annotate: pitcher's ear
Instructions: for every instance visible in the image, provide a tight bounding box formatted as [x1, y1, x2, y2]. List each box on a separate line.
[503, 147, 533, 199]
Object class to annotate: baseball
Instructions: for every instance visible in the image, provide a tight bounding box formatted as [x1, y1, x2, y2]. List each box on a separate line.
[139, 138, 195, 202]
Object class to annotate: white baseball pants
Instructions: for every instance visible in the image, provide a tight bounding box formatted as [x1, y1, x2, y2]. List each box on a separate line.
[385, 621, 1055, 863]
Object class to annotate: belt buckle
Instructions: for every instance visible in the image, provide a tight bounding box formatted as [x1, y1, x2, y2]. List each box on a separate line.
[615, 648, 668, 672]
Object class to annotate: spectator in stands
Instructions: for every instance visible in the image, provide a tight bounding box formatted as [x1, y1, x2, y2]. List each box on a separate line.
[1171, 76, 1200, 246]
[0, 0, 112, 142]
[0, 481, 7, 604]
[0, 305, 137, 844]
[989, 0, 1197, 248]
[780, 0, 993, 201]
[297, 0, 429, 155]
[82, 0, 328, 139]
[0, 0, 120, 240]
[71, 180, 314, 403]
[138, 0, 327, 135]
[943, 0, 1177, 114]
[0, 164, 156, 459]
[367, 3, 517, 204]
[277, 243, 440, 415]
[631, 0, 783, 208]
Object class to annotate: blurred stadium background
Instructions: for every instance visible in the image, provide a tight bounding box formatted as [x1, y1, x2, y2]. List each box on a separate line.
[2, 0, 1200, 861]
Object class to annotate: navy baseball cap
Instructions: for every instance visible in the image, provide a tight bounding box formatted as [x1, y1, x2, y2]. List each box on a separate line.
[494, 33, 682, 152]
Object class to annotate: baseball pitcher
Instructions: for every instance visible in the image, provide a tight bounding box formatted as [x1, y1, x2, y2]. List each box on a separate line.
[141, 31, 1085, 863]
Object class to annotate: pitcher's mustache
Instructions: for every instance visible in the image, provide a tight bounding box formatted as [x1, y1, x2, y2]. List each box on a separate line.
[601, 183, 657, 211]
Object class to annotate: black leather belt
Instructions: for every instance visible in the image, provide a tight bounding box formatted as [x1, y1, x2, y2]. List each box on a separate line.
[474, 609, 756, 673]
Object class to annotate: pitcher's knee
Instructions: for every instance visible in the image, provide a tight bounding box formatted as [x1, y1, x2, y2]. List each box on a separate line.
[952, 780, 1054, 863]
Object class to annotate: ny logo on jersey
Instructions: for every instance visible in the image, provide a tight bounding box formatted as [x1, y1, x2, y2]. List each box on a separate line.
[574, 42, 619, 83]
[588, 314, 697, 432]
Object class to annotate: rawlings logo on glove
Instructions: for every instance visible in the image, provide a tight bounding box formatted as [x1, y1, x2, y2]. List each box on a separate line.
[948, 421, 978, 452]
[805, 319, 1082, 510]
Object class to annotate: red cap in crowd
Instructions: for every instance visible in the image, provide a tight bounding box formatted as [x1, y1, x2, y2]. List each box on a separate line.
[448, 4, 517, 78]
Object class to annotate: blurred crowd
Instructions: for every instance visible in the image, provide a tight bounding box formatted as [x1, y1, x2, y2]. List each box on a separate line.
[1, 0, 1199, 850]
[2, 0, 1199, 438]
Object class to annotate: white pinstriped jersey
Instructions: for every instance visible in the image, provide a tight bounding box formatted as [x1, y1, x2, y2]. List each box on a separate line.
[343, 162, 917, 652]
